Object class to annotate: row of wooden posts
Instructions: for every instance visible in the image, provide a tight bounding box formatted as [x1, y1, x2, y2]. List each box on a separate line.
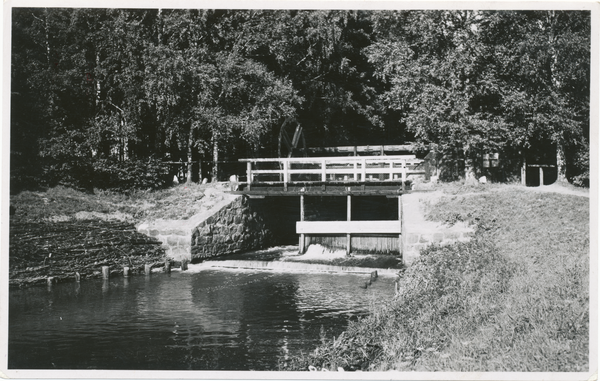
[46, 259, 190, 286]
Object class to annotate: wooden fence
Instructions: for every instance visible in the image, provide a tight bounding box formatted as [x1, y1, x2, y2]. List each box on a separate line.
[239, 156, 425, 188]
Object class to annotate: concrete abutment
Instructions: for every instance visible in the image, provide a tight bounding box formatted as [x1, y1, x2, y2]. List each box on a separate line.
[137, 188, 474, 265]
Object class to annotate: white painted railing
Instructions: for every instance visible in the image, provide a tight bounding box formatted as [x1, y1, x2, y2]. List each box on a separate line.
[239, 156, 424, 185]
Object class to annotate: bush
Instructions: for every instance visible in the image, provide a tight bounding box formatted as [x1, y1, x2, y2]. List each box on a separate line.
[92, 158, 170, 192]
[41, 158, 96, 193]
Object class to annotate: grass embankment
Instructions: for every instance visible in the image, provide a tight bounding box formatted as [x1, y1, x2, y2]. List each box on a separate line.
[283, 187, 589, 372]
[9, 184, 212, 287]
[10, 183, 211, 225]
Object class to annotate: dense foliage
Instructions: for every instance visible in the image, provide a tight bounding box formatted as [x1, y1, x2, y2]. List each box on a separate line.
[10, 9, 590, 192]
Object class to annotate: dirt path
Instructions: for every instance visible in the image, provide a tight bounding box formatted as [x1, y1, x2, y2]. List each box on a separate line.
[506, 182, 589, 198]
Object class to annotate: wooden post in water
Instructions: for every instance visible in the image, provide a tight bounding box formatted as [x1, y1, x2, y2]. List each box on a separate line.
[181, 259, 189, 271]
[371, 271, 378, 282]
[299, 194, 305, 254]
[144, 264, 152, 275]
[164, 259, 171, 273]
[102, 266, 110, 279]
[123, 266, 130, 277]
[47, 277, 54, 286]
[539, 167, 544, 186]
[75, 272, 81, 282]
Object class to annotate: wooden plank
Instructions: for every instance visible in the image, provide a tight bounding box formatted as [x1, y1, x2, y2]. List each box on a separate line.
[239, 155, 418, 163]
[297, 220, 401, 234]
[251, 168, 424, 177]
[307, 144, 417, 154]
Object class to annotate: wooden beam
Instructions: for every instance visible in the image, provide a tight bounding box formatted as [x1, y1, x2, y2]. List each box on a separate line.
[300, 194, 305, 254]
[347, 194, 352, 256]
[297, 220, 401, 234]
[307, 144, 418, 154]
[398, 195, 403, 262]
[347, 195, 352, 221]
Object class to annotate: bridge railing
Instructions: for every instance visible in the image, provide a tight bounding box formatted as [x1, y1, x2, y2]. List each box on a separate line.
[239, 156, 425, 186]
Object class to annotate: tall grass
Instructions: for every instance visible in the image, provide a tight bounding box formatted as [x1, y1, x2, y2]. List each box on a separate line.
[283, 188, 589, 372]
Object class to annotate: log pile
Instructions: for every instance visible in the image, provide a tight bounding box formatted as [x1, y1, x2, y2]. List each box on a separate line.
[9, 220, 166, 288]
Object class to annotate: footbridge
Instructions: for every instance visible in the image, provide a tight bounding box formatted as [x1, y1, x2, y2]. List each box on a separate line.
[233, 155, 428, 259]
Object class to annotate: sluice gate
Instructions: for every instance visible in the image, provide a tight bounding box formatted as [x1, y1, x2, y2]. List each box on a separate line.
[233, 155, 427, 261]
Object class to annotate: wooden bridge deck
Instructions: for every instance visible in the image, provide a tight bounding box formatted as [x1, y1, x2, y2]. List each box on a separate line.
[236, 155, 425, 196]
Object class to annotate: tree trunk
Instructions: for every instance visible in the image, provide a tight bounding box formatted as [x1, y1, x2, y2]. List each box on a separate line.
[186, 129, 194, 183]
[556, 141, 567, 183]
[43, 9, 51, 69]
[212, 138, 219, 182]
[95, 52, 101, 108]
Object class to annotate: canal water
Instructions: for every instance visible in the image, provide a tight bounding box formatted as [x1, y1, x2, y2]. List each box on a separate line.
[9, 262, 395, 370]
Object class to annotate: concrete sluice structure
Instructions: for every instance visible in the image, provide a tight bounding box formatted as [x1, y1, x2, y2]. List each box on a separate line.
[138, 155, 474, 267]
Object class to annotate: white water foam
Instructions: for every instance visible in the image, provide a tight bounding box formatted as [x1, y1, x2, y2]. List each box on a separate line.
[184, 259, 398, 276]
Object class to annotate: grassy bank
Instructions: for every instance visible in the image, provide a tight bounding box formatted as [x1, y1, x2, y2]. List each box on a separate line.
[283, 187, 589, 372]
[8, 183, 215, 286]
[9, 183, 213, 225]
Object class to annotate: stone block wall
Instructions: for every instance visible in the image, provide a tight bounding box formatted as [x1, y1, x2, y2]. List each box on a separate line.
[191, 196, 274, 261]
[401, 192, 474, 265]
[402, 225, 474, 265]
[140, 227, 191, 260]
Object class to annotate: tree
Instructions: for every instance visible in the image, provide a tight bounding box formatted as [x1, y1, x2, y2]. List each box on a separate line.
[480, 10, 590, 184]
[366, 10, 590, 183]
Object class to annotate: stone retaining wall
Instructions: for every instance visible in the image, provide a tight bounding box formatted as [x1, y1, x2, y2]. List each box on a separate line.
[401, 192, 474, 265]
[139, 226, 191, 261]
[191, 196, 275, 261]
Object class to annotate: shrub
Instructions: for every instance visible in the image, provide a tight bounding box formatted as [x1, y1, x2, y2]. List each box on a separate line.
[92, 158, 170, 192]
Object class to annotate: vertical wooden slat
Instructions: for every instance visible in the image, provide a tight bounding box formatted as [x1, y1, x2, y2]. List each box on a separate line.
[300, 194, 305, 254]
[346, 194, 351, 256]
[398, 195, 403, 262]
[346, 234, 351, 256]
[347, 194, 352, 221]
[321, 159, 327, 182]
[539, 167, 544, 186]
[401, 162, 406, 191]
[283, 160, 289, 184]
[361, 158, 366, 181]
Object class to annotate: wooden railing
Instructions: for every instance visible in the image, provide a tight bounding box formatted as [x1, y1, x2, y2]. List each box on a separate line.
[239, 156, 424, 187]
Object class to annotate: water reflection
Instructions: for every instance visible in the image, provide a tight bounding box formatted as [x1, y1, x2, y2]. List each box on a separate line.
[9, 269, 394, 370]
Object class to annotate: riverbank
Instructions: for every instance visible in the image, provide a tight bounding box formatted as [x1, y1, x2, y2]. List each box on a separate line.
[284, 184, 589, 372]
[8, 183, 216, 287]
